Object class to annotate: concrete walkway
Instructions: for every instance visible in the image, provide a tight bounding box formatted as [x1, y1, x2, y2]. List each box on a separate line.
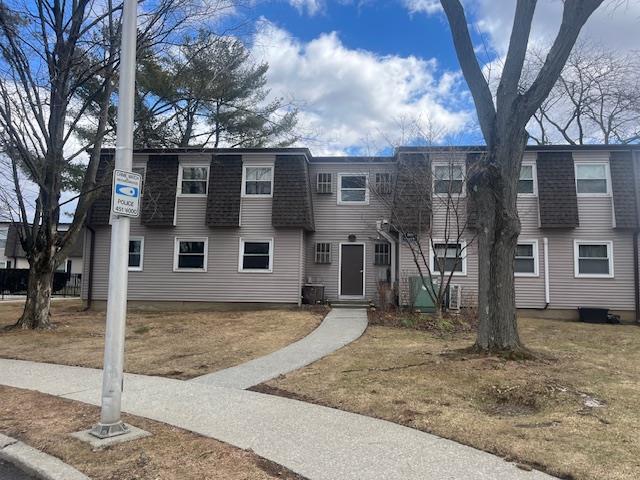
[190, 308, 368, 389]
[0, 359, 554, 480]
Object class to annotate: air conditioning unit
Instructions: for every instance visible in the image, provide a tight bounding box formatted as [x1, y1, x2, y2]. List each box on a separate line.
[447, 284, 462, 311]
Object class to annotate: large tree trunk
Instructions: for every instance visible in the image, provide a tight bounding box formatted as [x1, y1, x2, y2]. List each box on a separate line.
[472, 140, 526, 353]
[14, 258, 55, 330]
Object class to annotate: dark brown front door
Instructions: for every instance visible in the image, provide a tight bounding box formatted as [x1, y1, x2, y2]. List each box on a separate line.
[340, 244, 364, 296]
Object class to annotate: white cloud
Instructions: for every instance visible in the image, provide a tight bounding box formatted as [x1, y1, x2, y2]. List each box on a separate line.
[288, 0, 325, 16]
[403, 0, 442, 16]
[252, 20, 472, 155]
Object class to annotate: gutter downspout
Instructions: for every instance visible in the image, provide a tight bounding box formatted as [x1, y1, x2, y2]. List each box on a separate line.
[633, 150, 640, 324]
[376, 220, 397, 289]
[543, 237, 550, 309]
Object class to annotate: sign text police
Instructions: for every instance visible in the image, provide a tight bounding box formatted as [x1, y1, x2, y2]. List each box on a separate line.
[111, 169, 142, 217]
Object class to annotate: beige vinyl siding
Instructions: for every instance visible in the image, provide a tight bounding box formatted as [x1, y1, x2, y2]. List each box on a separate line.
[85, 153, 303, 304]
[305, 162, 393, 302]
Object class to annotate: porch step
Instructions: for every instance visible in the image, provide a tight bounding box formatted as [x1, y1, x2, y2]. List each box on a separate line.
[331, 301, 370, 309]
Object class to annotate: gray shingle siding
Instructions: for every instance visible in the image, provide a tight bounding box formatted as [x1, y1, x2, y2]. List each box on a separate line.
[610, 151, 639, 229]
[393, 152, 431, 233]
[141, 155, 179, 226]
[272, 155, 315, 231]
[88, 154, 115, 226]
[206, 154, 242, 227]
[537, 151, 579, 228]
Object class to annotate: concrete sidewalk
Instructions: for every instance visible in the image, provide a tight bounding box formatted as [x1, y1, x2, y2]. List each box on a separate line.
[190, 308, 368, 389]
[0, 359, 554, 480]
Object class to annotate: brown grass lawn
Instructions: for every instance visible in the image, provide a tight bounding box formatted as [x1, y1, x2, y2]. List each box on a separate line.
[0, 385, 303, 480]
[257, 316, 640, 480]
[0, 300, 324, 379]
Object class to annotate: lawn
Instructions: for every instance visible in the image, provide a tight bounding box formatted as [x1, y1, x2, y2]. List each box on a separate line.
[0, 300, 324, 379]
[256, 314, 640, 480]
[0, 386, 303, 480]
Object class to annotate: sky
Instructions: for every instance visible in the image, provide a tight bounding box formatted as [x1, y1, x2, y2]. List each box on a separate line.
[231, 0, 640, 156]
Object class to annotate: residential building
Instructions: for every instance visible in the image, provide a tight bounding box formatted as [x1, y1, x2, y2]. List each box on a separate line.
[82, 145, 640, 320]
[2, 222, 84, 274]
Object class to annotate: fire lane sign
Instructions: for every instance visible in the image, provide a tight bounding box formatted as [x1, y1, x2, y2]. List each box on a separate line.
[111, 169, 142, 217]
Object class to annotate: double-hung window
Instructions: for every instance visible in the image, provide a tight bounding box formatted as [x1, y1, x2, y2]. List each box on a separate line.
[574, 241, 613, 278]
[374, 243, 391, 265]
[514, 241, 538, 276]
[338, 174, 368, 204]
[375, 172, 392, 195]
[518, 164, 536, 195]
[315, 242, 331, 264]
[0, 226, 7, 251]
[174, 238, 207, 271]
[575, 163, 609, 195]
[239, 239, 273, 272]
[243, 166, 273, 196]
[180, 166, 208, 195]
[433, 165, 464, 195]
[317, 173, 332, 194]
[431, 242, 466, 275]
[128, 237, 144, 271]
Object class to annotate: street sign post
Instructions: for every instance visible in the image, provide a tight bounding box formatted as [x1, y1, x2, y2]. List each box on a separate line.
[111, 169, 141, 217]
[89, 0, 138, 440]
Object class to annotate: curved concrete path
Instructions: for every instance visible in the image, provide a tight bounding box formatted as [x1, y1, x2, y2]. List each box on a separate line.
[0, 359, 554, 480]
[190, 308, 368, 389]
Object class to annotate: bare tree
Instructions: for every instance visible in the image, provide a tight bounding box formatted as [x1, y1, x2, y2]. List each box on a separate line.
[440, 0, 605, 353]
[526, 41, 640, 145]
[0, 0, 226, 329]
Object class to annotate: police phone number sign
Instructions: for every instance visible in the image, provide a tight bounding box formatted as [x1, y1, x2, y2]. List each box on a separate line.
[111, 169, 142, 217]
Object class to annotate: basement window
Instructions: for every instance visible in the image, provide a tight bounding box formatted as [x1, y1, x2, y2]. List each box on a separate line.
[574, 241, 613, 278]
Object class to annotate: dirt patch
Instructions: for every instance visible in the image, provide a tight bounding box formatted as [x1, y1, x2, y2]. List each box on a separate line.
[0, 300, 324, 379]
[260, 318, 640, 480]
[0, 386, 306, 480]
[368, 308, 478, 336]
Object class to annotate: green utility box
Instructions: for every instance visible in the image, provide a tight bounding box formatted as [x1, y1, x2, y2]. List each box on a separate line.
[409, 276, 436, 313]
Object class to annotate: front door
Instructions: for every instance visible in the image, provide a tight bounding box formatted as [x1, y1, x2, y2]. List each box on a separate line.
[340, 244, 364, 297]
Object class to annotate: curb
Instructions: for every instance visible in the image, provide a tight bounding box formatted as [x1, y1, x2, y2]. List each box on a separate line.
[0, 433, 89, 480]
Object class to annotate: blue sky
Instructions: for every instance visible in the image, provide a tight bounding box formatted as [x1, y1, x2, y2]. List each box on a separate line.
[227, 0, 640, 156]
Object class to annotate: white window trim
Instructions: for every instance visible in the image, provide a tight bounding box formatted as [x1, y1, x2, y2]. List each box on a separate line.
[432, 162, 466, 197]
[337, 172, 369, 205]
[128, 236, 144, 272]
[429, 239, 467, 276]
[177, 164, 209, 197]
[55, 258, 69, 273]
[514, 239, 539, 277]
[238, 238, 274, 273]
[574, 161, 611, 197]
[242, 165, 274, 198]
[517, 162, 538, 197]
[573, 239, 614, 278]
[173, 237, 208, 272]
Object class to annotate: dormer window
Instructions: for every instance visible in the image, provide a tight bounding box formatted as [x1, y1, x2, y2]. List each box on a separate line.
[179, 166, 208, 195]
[338, 173, 368, 204]
[242, 165, 273, 197]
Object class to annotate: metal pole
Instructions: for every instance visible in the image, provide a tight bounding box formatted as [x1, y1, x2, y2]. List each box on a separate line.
[90, 0, 137, 439]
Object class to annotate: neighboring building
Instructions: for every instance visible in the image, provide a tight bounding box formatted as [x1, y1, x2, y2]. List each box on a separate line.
[82, 145, 640, 320]
[2, 222, 84, 274]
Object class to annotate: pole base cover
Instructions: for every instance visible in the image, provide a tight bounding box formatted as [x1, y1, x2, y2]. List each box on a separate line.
[89, 421, 129, 439]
